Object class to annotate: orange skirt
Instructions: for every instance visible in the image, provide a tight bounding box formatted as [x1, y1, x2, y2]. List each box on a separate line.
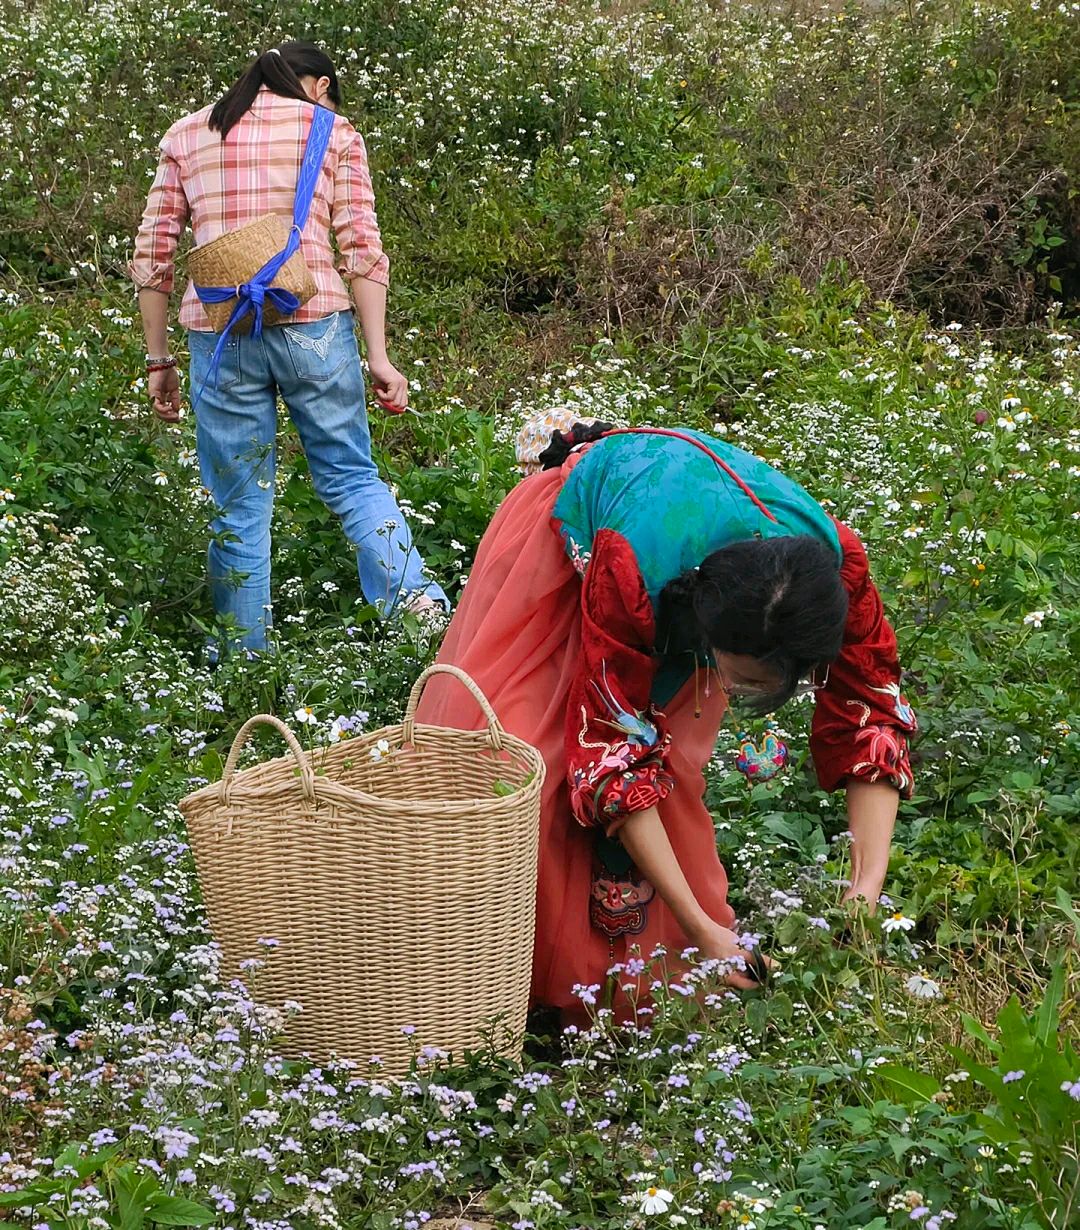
[415, 466, 735, 1019]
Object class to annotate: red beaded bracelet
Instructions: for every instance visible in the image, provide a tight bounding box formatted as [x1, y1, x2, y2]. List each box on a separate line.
[146, 356, 178, 374]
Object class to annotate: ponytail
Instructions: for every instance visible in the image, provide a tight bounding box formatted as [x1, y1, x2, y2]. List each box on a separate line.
[209, 41, 341, 140]
[655, 567, 707, 658]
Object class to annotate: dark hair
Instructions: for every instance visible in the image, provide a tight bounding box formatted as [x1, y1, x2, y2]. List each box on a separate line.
[657, 536, 848, 714]
[209, 41, 341, 139]
[538, 421, 614, 470]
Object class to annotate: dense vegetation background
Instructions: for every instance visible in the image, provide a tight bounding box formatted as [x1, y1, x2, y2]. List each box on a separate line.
[0, 0, 1078, 1227]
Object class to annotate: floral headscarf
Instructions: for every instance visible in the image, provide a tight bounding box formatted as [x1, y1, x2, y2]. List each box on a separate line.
[514, 409, 600, 475]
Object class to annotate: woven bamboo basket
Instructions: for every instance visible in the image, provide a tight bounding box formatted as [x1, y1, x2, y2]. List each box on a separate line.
[187, 213, 317, 333]
[179, 665, 544, 1073]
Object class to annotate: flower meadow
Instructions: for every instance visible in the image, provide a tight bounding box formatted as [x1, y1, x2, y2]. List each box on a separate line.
[2, 0, 1080, 1227]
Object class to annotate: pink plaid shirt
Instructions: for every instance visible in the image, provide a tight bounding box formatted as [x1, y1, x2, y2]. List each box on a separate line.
[131, 88, 390, 331]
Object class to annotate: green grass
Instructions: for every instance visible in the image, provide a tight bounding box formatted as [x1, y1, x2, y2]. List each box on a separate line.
[1, 0, 1080, 1226]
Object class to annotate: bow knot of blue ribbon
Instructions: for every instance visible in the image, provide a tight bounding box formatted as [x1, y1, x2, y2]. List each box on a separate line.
[243, 282, 301, 334]
[191, 106, 335, 403]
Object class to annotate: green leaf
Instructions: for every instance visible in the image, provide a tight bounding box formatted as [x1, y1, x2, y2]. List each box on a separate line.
[119, 1190, 149, 1230]
[966, 790, 999, 805]
[961, 1015, 997, 1053]
[874, 1064, 941, 1105]
[1034, 962, 1066, 1048]
[115, 1165, 159, 1230]
[975, 1114, 1023, 1146]
[768, 990, 793, 1022]
[1055, 887, 1080, 943]
[889, 1133, 917, 1162]
[0, 1185, 58, 1208]
[996, 996, 1036, 1071]
[51, 1143, 83, 1172]
[746, 996, 768, 1033]
[146, 1195, 217, 1225]
[77, 1145, 120, 1179]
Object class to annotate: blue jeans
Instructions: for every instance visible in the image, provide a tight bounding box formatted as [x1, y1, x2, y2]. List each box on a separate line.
[188, 312, 447, 652]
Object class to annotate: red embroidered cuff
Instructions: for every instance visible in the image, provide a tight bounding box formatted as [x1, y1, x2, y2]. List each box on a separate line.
[835, 725, 914, 798]
[568, 734, 674, 835]
[595, 754, 677, 837]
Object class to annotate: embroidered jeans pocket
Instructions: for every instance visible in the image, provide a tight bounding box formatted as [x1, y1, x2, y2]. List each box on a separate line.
[281, 312, 347, 383]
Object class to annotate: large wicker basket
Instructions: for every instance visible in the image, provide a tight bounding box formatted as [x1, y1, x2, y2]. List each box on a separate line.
[187, 213, 317, 333]
[179, 665, 544, 1072]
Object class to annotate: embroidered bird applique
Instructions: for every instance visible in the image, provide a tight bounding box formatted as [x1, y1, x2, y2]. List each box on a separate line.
[589, 661, 659, 750]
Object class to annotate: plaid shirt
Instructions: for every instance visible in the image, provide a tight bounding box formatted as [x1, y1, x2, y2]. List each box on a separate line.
[131, 87, 390, 331]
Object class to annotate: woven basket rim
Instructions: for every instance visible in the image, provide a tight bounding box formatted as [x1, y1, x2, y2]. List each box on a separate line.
[178, 719, 545, 819]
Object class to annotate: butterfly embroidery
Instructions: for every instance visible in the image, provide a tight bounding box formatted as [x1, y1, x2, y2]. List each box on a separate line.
[284, 312, 340, 360]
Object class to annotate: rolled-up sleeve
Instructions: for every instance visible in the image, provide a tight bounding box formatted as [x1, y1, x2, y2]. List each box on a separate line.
[810, 520, 917, 797]
[130, 132, 189, 294]
[565, 528, 675, 836]
[332, 126, 390, 286]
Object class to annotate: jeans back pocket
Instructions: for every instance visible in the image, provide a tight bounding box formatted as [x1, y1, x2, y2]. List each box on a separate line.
[282, 312, 349, 383]
[188, 330, 241, 393]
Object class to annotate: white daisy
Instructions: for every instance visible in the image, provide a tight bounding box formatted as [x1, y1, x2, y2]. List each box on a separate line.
[639, 1187, 674, 1215]
[905, 973, 942, 1000]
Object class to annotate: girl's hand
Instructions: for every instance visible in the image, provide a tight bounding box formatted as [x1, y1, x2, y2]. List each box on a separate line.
[842, 877, 885, 913]
[368, 357, 409, 413]
[689, 919, 773, 990]
[150, 366, 181, 422]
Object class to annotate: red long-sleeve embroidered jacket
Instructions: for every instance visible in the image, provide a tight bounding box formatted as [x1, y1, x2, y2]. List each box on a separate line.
[552, 430, 917, 835]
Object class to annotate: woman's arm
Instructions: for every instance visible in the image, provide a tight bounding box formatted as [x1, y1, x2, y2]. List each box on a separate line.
[842, 779, 899, 906]
[619, 806, 764, 989]
[138, 289, 180, 422]
[330, 124, 407, 412]
[810, 521, 916, 907]
[349, 275, 407, 411]
[139, 287, 171, 358]
[131, 130, 187, 422]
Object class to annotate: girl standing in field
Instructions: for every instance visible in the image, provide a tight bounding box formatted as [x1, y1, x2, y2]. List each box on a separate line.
[418, 419, 917, 1018]
[131, 42, 446, 651]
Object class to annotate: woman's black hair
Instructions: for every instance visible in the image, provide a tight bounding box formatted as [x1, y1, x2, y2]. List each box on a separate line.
[209, 41, 341, 139]
[657, 536, 848, 714]
[538, 421, 615, 470]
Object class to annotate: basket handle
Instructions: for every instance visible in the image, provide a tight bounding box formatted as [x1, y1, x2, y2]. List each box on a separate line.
[218, 714, 316, 805]
[402, 664, 505, 751]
